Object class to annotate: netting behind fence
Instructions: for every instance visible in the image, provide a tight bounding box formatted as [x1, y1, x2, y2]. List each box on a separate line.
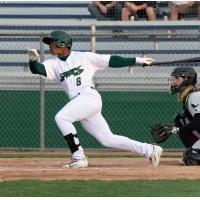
[1, 22, 200, 150]
[0, 90, 184, 149]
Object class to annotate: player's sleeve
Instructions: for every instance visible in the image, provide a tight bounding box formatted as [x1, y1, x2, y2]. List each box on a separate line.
[29, 60, 47, 76]
[187, 92, 200, 117]
[42, 59, 57, 81]
[109, 55, 136, 68]
[178, 93, 200, 136]
[29, 59, 56, 81]
[87, 52, 111, 70]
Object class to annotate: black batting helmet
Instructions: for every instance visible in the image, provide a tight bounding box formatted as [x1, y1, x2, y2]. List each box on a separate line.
[170, 66, 197, 94]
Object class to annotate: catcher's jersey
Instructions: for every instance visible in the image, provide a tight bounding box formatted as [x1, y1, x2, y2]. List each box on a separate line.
[187, 91, 200, 117]
[43, 51, 110, 99]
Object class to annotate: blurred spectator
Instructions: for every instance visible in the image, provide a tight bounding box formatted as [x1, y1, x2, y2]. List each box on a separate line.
[88, 1, 123, 20]
[156, 1, 170, 20]
[121, 1, 157, 21]
[170, 1, 200, 20]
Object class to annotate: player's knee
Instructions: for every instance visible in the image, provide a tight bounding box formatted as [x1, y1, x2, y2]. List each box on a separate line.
[55, 111, 73, 126]
[55, 112, 67, 125]
[55, 112, 62, 125]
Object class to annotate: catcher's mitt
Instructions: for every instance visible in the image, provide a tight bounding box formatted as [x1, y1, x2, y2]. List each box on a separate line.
[150, 123, 176, 143]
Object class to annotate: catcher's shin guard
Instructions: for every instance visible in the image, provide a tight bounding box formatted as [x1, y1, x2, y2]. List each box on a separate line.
[183, 148, 200, 166]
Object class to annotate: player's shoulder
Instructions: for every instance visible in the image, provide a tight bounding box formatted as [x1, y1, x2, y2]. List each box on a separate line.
[70, 51, 97, 60]
[43, 57, 57, 64]
[188, 91, 200, 102]
[188, 91, 200, 114]
[190, 91, 200, 97]
[71, 51, 93, 56]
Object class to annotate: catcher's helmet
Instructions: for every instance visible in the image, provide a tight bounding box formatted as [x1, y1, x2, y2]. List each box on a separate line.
[42, 30, 72, 49]
[170, 66, 197, 94]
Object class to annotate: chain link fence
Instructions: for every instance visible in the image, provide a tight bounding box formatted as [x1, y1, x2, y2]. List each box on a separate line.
[1, 22, 200, 150]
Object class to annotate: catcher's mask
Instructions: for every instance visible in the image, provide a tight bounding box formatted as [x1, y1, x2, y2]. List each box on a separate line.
[42, 30, 72, 49]
[170, 66, 197, 94]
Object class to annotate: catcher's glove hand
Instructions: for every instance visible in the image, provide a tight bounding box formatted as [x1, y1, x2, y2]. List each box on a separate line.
[150, 123, 179, 143]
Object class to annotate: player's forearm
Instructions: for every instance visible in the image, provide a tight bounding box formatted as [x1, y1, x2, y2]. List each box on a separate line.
[29, 60, 47, 76]
[109, 56, 136, 68]
[109, 55, 154, 68]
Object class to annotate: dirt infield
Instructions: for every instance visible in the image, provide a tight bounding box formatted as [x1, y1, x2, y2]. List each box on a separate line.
[0, 150, 199, 181]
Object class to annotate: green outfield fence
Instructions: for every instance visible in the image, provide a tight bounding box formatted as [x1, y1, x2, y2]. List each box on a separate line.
[1, 21, 200, 150]
[0, 90, 184, 150]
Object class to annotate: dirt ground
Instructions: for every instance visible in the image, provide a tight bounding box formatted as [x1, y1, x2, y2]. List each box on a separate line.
[0, 150, 199, 181]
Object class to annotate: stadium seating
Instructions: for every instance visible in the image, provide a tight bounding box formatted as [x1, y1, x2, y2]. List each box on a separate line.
[0, 1, 200, 91]
[0, 1, 93, 20]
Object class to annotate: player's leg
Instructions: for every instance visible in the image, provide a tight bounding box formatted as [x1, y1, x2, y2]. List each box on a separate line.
[81, 112, 162, 167]
[54, 88, 102, 168]
[181, 139, 200, 166]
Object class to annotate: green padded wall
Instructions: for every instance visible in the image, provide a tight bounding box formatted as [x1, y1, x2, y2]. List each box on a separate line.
[0, 90, 184, 149]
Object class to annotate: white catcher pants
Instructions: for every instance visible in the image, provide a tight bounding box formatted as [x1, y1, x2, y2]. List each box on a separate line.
[55, 87, 154, 159]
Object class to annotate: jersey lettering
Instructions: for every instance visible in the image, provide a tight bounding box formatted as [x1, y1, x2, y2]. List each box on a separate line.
[60, 65, 84, 82]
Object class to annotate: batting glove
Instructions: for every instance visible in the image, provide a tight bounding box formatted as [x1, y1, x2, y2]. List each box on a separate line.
[136, 56, 155, 66]
[27, 48, 39, 61]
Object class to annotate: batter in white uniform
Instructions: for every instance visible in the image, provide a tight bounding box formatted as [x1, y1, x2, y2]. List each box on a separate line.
[28, 30, 163, 168]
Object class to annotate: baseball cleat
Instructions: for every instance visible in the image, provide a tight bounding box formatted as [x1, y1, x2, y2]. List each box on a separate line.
[149, 145, 163, 168]
[63, 157, 88, 169]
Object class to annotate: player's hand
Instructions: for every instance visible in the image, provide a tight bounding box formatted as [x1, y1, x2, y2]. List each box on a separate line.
[136, 56, 155, 67]
[27, 48, 39, 61]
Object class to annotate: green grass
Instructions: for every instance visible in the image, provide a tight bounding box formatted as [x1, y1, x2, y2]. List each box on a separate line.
[0, 179, 200, 197]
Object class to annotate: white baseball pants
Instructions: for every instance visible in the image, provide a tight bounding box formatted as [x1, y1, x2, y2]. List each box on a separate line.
[55, 87, 154, 159]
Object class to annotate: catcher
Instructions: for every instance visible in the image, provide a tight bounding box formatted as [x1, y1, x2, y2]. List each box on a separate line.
[151, 66, 200, 166]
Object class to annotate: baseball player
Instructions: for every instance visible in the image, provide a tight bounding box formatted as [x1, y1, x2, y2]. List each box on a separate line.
[27, 30, 163, 168]
[151, 66, 200, 165]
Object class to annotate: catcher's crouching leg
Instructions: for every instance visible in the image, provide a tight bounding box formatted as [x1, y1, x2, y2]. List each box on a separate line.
[183, 148, 200, 166]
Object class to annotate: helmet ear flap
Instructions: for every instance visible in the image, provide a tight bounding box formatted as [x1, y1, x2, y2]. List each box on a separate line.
[55, 40, 65, 48]
[56, 39, 72, 49]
